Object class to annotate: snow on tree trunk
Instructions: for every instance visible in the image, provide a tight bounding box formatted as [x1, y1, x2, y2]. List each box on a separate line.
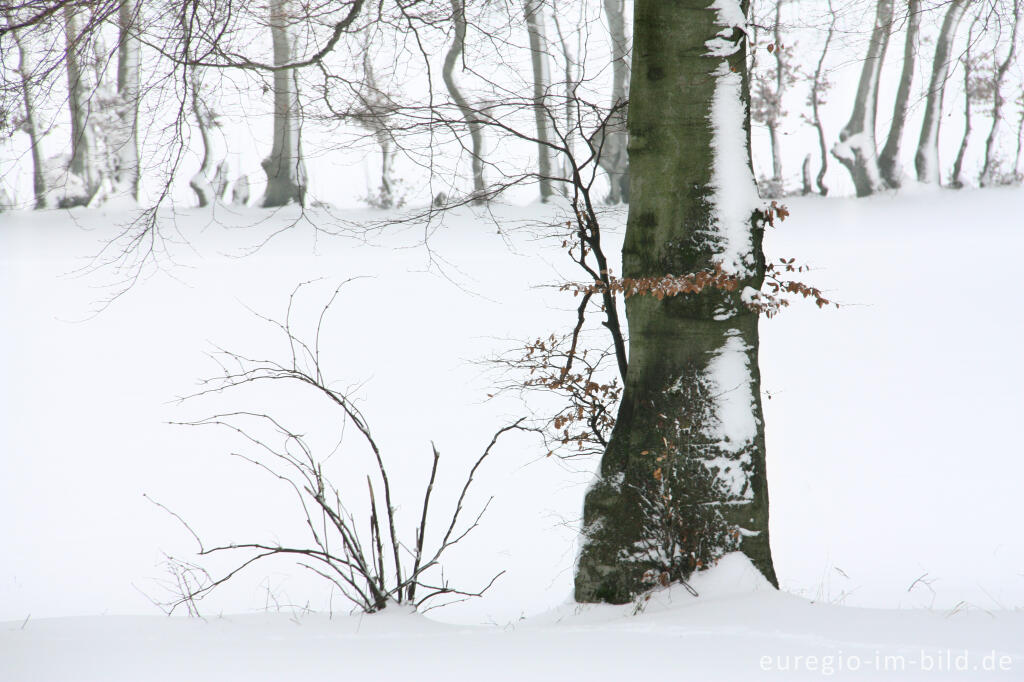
[110, 0, 141, 201]
[262, 0, 308, 207]
[189, 74, 218, 207]
[7, 20, 47, 208]
[595, 0, 630, 204]
[443, 0, 486, 203]
[878, 0, 921, 189]
[980, 0, 1020, 187]
[232, 174, 250, 205]
[63, 5, 98, 206]
[831, 0, 893, 197]
[915, 0, 968, 185]
[523, 0, 554, 203]
[575, 0, 777, 604]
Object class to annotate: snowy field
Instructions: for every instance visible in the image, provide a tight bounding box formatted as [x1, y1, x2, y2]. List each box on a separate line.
[2, 187, 1024, 679]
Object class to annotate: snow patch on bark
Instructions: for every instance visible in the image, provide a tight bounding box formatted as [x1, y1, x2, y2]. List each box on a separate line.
[705, 0, 747, 57]
[708, 63, 758, 276]
[701, 331, 757, 498]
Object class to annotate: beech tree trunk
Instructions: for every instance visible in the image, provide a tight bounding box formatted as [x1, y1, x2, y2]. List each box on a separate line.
[878, 0, 921, 188]
[832, 0, 893, 197]
[550, 1, 578, 196]
[809, 0, 835, 196]
[575, 0, 777, 604]
[951, 17, 978, 189]
[189, 73, 218, 207]
[980, 0, 1021, 186]
[915, 0, 969, 184]
[7, 20, 46, 208]
[112, 0, 141, 200]
[523, 0, 554, 202]
[262, 0, 308, 207]
[443, 0, 486, 203]
[63, 5, 98, 205]
[768, 0, 785, 188]
[596, 0, 630, 204]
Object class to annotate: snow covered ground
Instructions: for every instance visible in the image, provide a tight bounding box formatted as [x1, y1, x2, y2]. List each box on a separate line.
[2, 187, 1023, 679]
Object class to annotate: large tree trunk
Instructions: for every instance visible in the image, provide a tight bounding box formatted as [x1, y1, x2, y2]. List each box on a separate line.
[878, 0, 921, 188]
[111, 0, 141, 200]
[523, 0, 554, 202]
[7, 20, 47, 208]
[442, 0, 486, 203]
[831, 0, 893, 197]
[63, 5, 98, 206]
[575, 0, 777, 604]
[262, 0, 308, 207]
[915, 0, 969, 184]
[596, 0, 630, 204]
[980, 0, 1021, 187]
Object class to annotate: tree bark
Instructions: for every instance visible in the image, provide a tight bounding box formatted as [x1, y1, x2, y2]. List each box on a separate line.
[63, 5, 97, 206]
[189, 72, 218, 207]
[111, 0, 141, 200]
[262, 0, 308, 207]
[550, 1, 577, 197]
[575, 0, 777, 604]
[768, 0, 785, 188]
[915, 0, 969, 184]
[523, 0, 554, 202]
[809, 0, 834, 196]
[7, 20, 47, 208]
[443, 0, 486, 203]
[596, 0, 630, 204]
[951, 17, 977, 189]
[878, 0, 921, 188]
[980, 0, 1021, 186]
[831, 0, 893, 197]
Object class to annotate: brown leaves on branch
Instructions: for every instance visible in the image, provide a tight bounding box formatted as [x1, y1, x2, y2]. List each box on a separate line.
[491, 333, 621, 458]
[560, 264, 740, 300]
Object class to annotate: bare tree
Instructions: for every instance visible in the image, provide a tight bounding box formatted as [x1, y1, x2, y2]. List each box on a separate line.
[262, 0, 308, 207]
[3, 15, 47, 208]
[523, 0, 555, 202]
[112, 0, 141, 199]
[187, 71, 222, 207]
[162, 283, 519, 614]
[916, 0, 969, 184]
[832, 0, 894, 196]
[951, 15, 985, 188]
[63, 4, 98, 206]
[594, 0, 629, 204]
[980, 0, 1021, 186]
[878, 0, 921, 188]
[442, 0, 486, 203]
[805, 0, 835, 196]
